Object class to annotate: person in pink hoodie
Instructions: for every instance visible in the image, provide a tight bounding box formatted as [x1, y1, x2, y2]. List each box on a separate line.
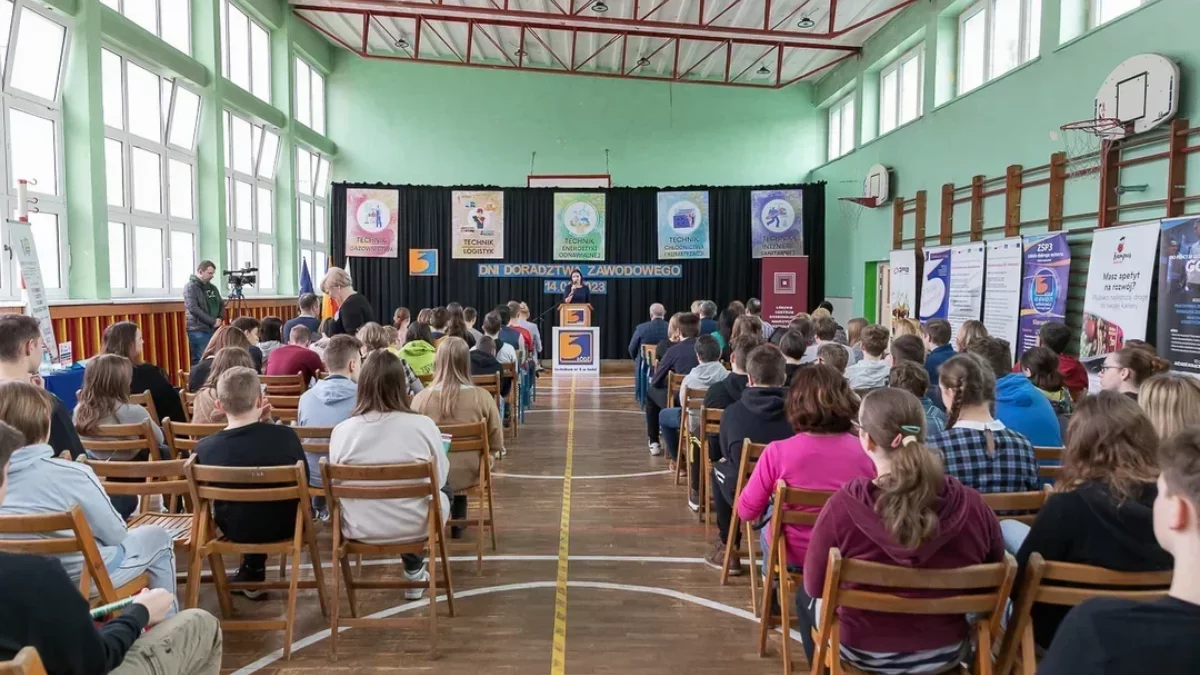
[800, 388, 1005, 671]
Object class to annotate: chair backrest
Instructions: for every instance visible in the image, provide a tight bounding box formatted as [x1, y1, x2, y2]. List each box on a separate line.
[682, 385, 707, 407]
[472, 373, 502, 409]
[0, 506, 122, 602]
[77, 420, 158, 461]
[734, 439, 770, 499]
[0, 647, 47, 675]
[83, 457, 191, 515]
[980, 491, 1047, 525]
[500, 363, 518, 399]
[701, 407, 723, 436]
[186, 459, 308, 504]
[162, 419, 225, 458]
[666, 372, 686, 406]
[440, 420, 490, 459]
[260, 374, 306, 395]
[1034, 445, 1064, 480]
[176, 370, 189, 389]
[772, 483, 835, 528]
[129, 390, 159, 424]
[179, 390, 196, 422]
[267, 394, 301, 409]
[321, 459, 439, 503]
[641, 343, 658, 367]
[291, 426, 334, 454]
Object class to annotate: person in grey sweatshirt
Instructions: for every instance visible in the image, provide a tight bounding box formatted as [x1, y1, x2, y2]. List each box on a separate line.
[297, 335, 362, 520]
[0, 380, 178, 614]
[844, 324, 893, 390]
[184, 260, 225, 366]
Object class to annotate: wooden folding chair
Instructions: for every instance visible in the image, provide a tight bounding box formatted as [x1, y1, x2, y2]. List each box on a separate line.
[177, 370, 189, 390]
[0, 505, 150, 607]
[0, 647, 47, 675]
[810, 549, 1017, 675]
[162, 420, 224, 459]
[757, 482, 835, 669]
[666, 372, 685, 409]
[1033, 446, 1064, 481]
[675, 386, 707, 487]
[698, 407, 723, 527]
[179, 390, 195, 422]
[440, 420, 496, 574]
[980, 491, 1047, 525]
[129, 390, 160, 426]
[83, 457, 194, 548]
[472, 373, 503, 412]
[267, 395, 301, 424]
[995, 553, 1171, 675]
[260, 374, 307, 395]
[321, 458, 456, 659]
[78, 420, 163, 460]
[185, 459, 329, 659]
[721, 439, 769, 608]
[501, 362, 519, 439]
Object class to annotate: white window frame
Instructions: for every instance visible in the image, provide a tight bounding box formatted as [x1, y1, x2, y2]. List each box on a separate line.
[295, 145, 330, 288]
[98, 0, 191, 55]
[826, 94, 855, 161]
[103, 47, 201, 298]
[957, 0, 1040, 96]
[1089, 0, 1144, 28]
[0, 0, 73, 301]
[293, 56, 325, 135]
[224, 109, 280, 293]
[878, 45, 924, 136]
[219, 0, 270, 103]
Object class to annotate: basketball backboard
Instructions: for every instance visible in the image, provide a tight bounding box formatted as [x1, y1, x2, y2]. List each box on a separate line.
[1094, 54, 1179, 137]
[864, 164, 891, 205]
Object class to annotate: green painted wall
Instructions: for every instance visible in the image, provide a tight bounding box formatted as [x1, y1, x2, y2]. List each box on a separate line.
[327, 54, 823, 187]
[810, 0, 1200, 312]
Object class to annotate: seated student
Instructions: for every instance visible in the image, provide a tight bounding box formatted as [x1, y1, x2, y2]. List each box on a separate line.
[737, 364, 877, 577]
[0, 381, 178, 606]
[1033, 322, 1088, 399]
[265, 325, 325, 383]
[645, 313, 702, 457]
[816, 342, 849, 376]
[803, 316, 856, 366]
[463, 307, 483, 344]
[1007, 392, 1172, 649]
[481, 312, 518, 366]
[1140, 373, 1200, 440]
[779, 329, 807, 382]
[655, 313, 683, 362]
[661, 335, 728, 509]
[712, 308, 738, 354]
[283, 292, 322, 339]
[800, 388, 1004, 670]
[888, 361, 947, 435]
[514, 302, 543, 359]
[0, 422, 222, 675]
[193, 367, 307, 598]
[844, 324, 891, 390]
[392, 307, 412, 343]
[329, 349, 449, 598]
[318, 317, 335, 340]
[412, 338, 503, 533]
[358, 323, 423, 398]
[745, 298, 775, 340]
[698, 300, 719, 336]
[188, 326, 252, 392]
[102, 320, 187, 423]
[230, 317, 264, 373]
[922, 319, 954, 387]
[74, 355, 169, 460]
[888, 333, 926, 367]
[505, 301, 533, 355]
[845, 317, 867, 362]
[298, 335, 361, 522]
[494, 305, 524, 358]
[1100, 344, 1170, 402]
[470, 336, 513, 399]
[813, 305, 848, 344]
[955, 319, 988, 352]
[192, 348, 269, 425]
[428, 307, 448, 340]
[706, 345, 802, 574]
[1040, 426, 1200, 675]
[416, 308, 432, 326]
[397, 321, 438, 378]
[928, 354, 1039, 494]
[442, 314, 477, 349]
[771, 313, 811, 348]
[704, 335, 763, 411]
[0, 314, 86, 459]
[1020, 346, 1074, 416]
[255, 317, 284, 370]
[969, 336, 1062, 446]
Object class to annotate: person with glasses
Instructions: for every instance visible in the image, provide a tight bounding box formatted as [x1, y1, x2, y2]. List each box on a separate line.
[1100, 345, 1170, 402]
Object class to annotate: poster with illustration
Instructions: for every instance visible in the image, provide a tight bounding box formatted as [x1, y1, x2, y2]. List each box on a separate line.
[554, 193, 606, 261]
[750, 189, 804, 258]
[919, 247, 952, 322]
[888, 249, 918, 334]
[983, 238, 1022, 360]
[1080, 221, 1159, 360]
[947, 243, 985, 338]
[345, 188, 399, 258]
[656, 191, 710, 259]
[451, 190, 504, 259]
[1158, 217, 1200, 374]
[1017, 233, 1070, 358]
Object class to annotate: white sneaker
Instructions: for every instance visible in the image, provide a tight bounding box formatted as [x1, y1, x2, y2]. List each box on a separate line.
[649, 442, 662, 456]
[404, 563, 429, 600]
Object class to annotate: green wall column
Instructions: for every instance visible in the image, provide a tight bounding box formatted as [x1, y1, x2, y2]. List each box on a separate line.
[273, 12, 297, 295]
[192, 0, 227, 272]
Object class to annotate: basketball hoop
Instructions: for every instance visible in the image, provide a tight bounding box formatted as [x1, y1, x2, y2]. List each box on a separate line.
[1059, 117, 1131, 180]
[837, 196, 879, 229]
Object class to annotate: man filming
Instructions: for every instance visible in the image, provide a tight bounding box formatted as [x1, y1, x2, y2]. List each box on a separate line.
[185, 260, 225, 365]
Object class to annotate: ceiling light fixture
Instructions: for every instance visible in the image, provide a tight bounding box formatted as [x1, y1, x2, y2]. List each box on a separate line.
[797, 16, 816, 28]
[394, 37, 410, 49]
[636, 56, 650, 67]
[757, 64, 771, 75]
[592, 0, 609, 12]
[515, 48, 528, 58]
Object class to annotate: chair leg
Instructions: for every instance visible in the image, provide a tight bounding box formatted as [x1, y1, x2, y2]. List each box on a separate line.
[427, 541, 439, 659]
[720, 513, 741, 586]
[209, 553, 234, 620]
[305, 523, 330, 619]
[283, 542, 304, 660]
[747, 522, 760, 616]
[758, 553, 777, 657]
[185, 545, 203, 610]
[780, 573, 793, 675]
[279, 554, 287, 580]
[330, 545, 342, 660]
[338, 554, 359, 618]
[703, 456, 713, 528]
[438, 528, 456, 618]
[476, 491, 485, 576]
[486, 474, 498, 552]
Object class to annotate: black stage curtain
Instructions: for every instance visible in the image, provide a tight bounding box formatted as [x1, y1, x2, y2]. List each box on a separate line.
[330, 182, 826, 359]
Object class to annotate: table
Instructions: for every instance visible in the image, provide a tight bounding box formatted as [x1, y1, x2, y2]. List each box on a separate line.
[42, 365, 86, 412]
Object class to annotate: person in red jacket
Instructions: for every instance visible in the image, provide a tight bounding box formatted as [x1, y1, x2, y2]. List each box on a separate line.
[1011, 322, 1089, 399]
[265, 324, 324, 383]
[800, 388, 1005, 672]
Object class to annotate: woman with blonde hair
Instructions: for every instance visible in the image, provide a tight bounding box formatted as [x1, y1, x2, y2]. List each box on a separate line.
[192, 348, 271, 424]
[187, 325, 251, 392]
[1139, 373, 1200, 439]
[955, 319, 988, 352]
[357, 322, 423, 397]
[322, 266, 373, 336]
[411, 336, 503, 536]
[655, 312, 684, 362]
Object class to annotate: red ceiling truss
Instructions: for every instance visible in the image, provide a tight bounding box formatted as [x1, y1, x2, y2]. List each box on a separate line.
[293, 0, 920, 88]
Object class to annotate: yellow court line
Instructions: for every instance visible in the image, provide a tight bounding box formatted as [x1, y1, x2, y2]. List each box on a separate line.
[550, 374, 576, 675]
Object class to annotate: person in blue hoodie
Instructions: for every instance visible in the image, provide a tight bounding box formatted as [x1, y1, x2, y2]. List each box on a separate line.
[297, 334, 362, 521]
[968, 336, 1063, 447]
[922, 318, 955, 387]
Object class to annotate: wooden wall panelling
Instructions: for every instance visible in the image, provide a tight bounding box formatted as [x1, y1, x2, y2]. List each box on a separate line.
[892, 197, 905, 249]
[1048, 152, 1067, 231]
[940, 184, 954, 245]
[970, 175, 984, 241]
[1098, 138, 1122, 228]
[913, 191, 927, 252]
[1167, 118, 1189, 217]
[1004, 164, 1023, 238]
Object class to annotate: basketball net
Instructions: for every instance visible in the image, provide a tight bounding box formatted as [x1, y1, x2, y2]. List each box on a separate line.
[837, 196, 880, 229]
[1060, 117, 1131, 180]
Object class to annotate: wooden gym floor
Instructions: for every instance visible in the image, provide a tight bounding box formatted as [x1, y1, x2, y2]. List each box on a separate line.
[209, 372, 804, 674]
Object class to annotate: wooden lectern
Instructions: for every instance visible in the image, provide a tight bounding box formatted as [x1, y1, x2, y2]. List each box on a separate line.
[559, 304, 593, 328]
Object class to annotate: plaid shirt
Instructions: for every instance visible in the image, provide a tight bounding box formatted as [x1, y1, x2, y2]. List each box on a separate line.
[928, 420, 1039, 494]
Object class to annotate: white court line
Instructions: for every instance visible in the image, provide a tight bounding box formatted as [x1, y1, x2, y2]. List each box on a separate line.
[540, 385, 633, 391]
[525, 408, 642, 414]
[494, 470, 671, 480]
[219, 553, 750, 576]
[230, 580, 801, 673]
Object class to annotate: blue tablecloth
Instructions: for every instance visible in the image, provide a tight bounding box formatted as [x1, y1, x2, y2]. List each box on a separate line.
[42, 365, 86, 413]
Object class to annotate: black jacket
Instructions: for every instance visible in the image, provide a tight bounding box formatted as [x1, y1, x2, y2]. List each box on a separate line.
[470, 350, 512, 398]
[713, 387, 794, 501]
[704, 373, 749, 412]
[651, 338, 699, 389]
[0, 551, 150, 674]
[628, 318, 669, 358]
[130, 362, 186, 422]
[329, 293, 374, 336]
[49, 394, 85, 459]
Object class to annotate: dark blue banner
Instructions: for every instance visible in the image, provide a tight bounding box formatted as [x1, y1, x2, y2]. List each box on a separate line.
[477, 263, 682, 279]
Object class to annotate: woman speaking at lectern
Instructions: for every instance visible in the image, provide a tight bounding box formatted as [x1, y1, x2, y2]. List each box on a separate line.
[563, 269, 590, 305]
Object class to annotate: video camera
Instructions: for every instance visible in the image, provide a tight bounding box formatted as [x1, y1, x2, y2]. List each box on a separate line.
[223, 267, 258, 290]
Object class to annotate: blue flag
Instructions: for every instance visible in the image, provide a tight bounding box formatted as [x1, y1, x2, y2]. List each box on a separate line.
[299, 258, 313, 297]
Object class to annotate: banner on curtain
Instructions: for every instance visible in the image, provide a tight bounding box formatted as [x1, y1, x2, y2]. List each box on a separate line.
[1080, 221, 1159, 360]
[888, 249, 918, 333]
[451, 190, 504, 259]
[1018, 233, 1070, 357]
[919, 247, 951, 322]
[1158, 216, 1200, 374]
[947, 244, 985, 338]
[345, 188, 399, 258]
[760, 256, 809, 326]
[408, 249, 438, 276]
[657, 191, 710, 259]
[983, 238, 1022, 360]
[544, 280, 608, 295]
[554, 193, 606, 261]
[477, 263, 682, 278]
[750, 189, 804, 258]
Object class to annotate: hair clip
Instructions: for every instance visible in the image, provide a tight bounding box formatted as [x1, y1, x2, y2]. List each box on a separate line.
[900, 424, 922, 434]
[890, 433, 904, 448]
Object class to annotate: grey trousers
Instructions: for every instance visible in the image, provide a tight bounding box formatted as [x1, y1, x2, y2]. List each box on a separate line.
[110, 609, 223, 675]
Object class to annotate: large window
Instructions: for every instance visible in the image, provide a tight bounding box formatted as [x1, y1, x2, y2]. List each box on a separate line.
[219, 0, 269, 102]
[0, 0, 71, 301]
[296, 146, 331, 285]
[957, 0, 1041, 95]
[1090, 0, 1142, 28]
[827, 94, 855, 161]
[224, 109, 280, 292]
[99, 0, 190, 54]
[879, 45, 924, 135]
[294, 56, 325, 135]
[103, 48, 202, 296]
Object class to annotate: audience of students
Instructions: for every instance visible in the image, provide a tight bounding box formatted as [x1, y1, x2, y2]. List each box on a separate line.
[778, 329, 808, 381]
[188, 326, 252, 392]
[463, 307, 483, 343]
[922, 319, 954, 386]
[481, 312, 518, 366]
[392, 306, 412, 340]
[745, 298, 774, 339]
[955, 319, 988, 353]
[844, 324, 891, 390]
[1101, 344, 1171, 401]
[1020, 346, 1074, 416]
[1034, 322, 1089, 399]
[660, 335, 728, 509]
[712, 308, 738, 353]
[505, 302, 533, 355]
[429, 308, 448, 340]
[698, 301, 719, 336]
[230, 317, 264, 373]
[703, 335, 761, 411]
[816, 342, 849, 375]
[470, 336, 513, 399]
[283, 293, 323, 340]
[494, 305, 523, 357]
[845, 317, 867, 362]
[101, 320, 187, 423]
[0, 315, 86, 459]
[969, 336, 1063, 447]
[73, 354, 168, 460]
[645, 313, 702, 456]
[514, 302, 542, 358]
[265, 325, 325, 383]
[297, 335, 362, 521]
[358, 323, 423, 397]
[770, 314, 811, 348]
[804, 316, 856, 366]
[1140, 373, 1200, 440]
[888, 361, 947, 434]
[398, 321, 438, 377]
[191, 348, 266, 425]
[255, 317, 284, 369]
[888, 334, 927, 367]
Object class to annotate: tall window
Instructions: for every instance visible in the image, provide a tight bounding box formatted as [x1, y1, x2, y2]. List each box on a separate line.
[103, 48, 202, 296]
[958, 0, 1041, 95]
[0, 1, 71, 301]
[827, 94, 855, 161]
[296, 146, 331, 285]
[1090, 0, 1142, 27]
[294, 57, 325, 135]
[220, 0, 269, 102]
[879, 45, 924, 135]
[98, 0, 190, 54]
[224, 110, 280, 292]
